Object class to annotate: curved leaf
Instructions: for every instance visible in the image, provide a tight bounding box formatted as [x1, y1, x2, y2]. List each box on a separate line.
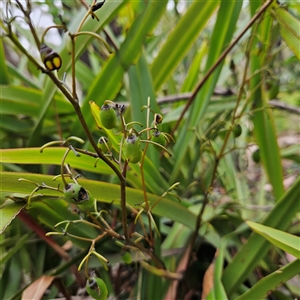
[71, 0, 168, 138]
[236, 259, 300, 300]
[223, 175, 300, 295]
[0, 171, 197, 230]
[246, 221, 300, 259]
[272, 4, 300, 59]
[0, 148, 112, 175]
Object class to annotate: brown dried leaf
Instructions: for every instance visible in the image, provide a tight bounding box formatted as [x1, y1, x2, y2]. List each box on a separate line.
[22, 275, 56, 300]
[201, 250, 218, 300]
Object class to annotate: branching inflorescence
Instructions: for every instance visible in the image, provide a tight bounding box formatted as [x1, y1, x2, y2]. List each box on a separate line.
[2, 0, 178, 294]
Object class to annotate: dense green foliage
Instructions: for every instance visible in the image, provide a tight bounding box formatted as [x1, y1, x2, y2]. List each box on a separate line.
[1, 1, 299, 299]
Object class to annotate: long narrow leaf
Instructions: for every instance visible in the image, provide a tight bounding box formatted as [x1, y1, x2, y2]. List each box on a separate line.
[222, 175, 300, 295]
[272, 4, 300, 59]
[71, 0, 168, 138]
[170, 1, 243, 182]
[0, 171, 197, 230]
[151, 1, 219, 91]
[246, 221, 300, 259]
[249, 5, 284, 201]
[235, 259, 300, 300]
[0, 40, 9, 84]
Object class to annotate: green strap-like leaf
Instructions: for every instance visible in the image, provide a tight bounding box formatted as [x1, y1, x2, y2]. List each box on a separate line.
[0, 171, 197, 230]
[0, 85, 72, 117]
[170, 1, 243, 183]
[222, 175, 300, 295]
[151, 1, 219, 91]
[71, 0, 168, 138]
[235, 259, 300, 300]
[246, 221, 300, 259]
[0, 200, 26, 234]
[0, 40, 10, 85]
[272, 4, 300, 59]
[128, 52, 160, 165]
[0, 148, 112, 175]
[249, 5, 285, 201]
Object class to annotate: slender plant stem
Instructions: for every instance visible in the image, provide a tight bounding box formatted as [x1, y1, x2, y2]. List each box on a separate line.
[16, 0, 40, 48]
[3, 8, 129, 239]
[73, 31, 113, 53]
[69, 34, 78, 100]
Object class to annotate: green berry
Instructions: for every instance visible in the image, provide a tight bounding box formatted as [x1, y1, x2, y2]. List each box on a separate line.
[100, 104, 117, 129]
[151, 131, 166, 151]
[123, 133, 142, 164]
[252, 149, 260, 163]
[122, 252, 132, 264]
[97, 136, 112, 153]
[232, 124, 242, 138]
[86, 277, 108, 300]
[63, 183, 94, 209]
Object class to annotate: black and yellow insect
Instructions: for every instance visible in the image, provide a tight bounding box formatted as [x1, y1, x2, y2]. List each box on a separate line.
[40, 44, 62, 71]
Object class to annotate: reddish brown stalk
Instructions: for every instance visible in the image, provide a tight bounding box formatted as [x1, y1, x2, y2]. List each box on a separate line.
[18, 210, 85, 287]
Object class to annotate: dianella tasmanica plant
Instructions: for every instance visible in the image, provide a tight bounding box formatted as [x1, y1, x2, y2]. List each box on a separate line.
[2, 1, 300, 299]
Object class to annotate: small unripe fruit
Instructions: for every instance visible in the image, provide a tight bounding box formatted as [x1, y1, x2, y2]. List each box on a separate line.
[122, 252, 132, 264]
[86, 277, 108, 300]
[97, 136, 112, 153]
[265, 79, 279, 100]
[252, 149, 260, 163]
[151, 131, 166, 151]
[100, 104, 117, 129]
[63, 183, 94, 209]
[123, 133, 142, 164]
[232, 124, 242, 138]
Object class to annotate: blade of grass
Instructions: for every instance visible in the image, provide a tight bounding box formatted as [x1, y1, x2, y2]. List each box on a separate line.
[206, 248, 228, 300]
[0, 147, 168, 192]
[6, 62, 39, 89]
[128, 52, 160, 164]
[0, 148, 112, 175]
[0, 200, 26, 234]
[0, 85, 72, 117]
